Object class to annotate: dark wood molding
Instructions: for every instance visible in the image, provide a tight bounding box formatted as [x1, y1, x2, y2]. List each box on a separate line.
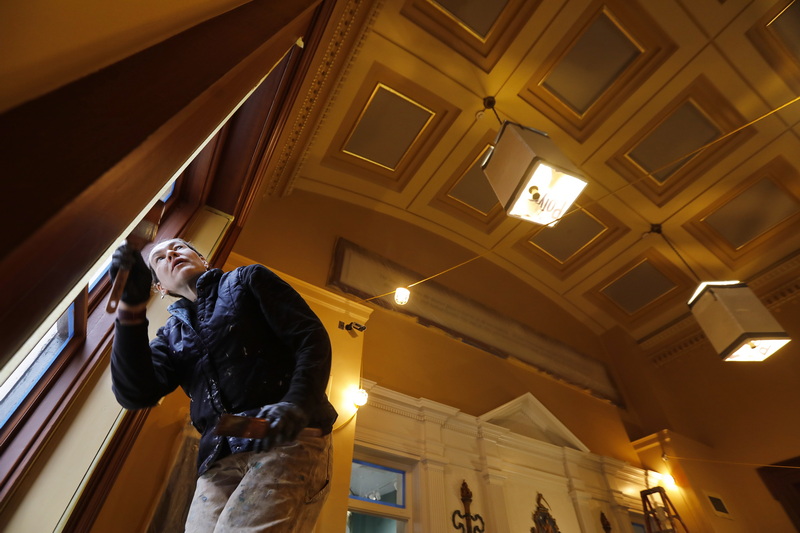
[0, 0, 321, 366]
[60, 409, 151, 533]
[0, 290, 113, 511]
[0, 0, 333, 525]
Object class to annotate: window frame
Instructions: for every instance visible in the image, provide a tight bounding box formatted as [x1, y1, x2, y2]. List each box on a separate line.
[349, 459, 407, 509]
[0, 0, 330, 521]
[348, 454, 414, 529]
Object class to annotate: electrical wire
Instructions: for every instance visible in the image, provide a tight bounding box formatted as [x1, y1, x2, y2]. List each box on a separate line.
[355, 93, 800, 302]
[664, 454, 800, 469]
[360, 249, 494, 303]
[555, 92, 800, 225]
[332, 409, 359, 432]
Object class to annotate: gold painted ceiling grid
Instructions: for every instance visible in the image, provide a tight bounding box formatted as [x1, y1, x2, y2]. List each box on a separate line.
[586, 249, 696, 329]
[606, 75, 755, 207]
[683, 156, 800, 270]
[516, 203, 630, 280]
[400, 0, 541, 71]
[519, 0, 676, 141]
[321, 62, 461, 191]
[275, 0, 800, 357]
[747, 0, 800, 93]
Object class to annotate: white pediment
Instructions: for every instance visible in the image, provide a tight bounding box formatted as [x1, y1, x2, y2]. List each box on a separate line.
[479, 393, 589, 452]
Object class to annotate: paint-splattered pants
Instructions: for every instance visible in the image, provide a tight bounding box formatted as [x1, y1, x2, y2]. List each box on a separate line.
[184, 431, 332, 532]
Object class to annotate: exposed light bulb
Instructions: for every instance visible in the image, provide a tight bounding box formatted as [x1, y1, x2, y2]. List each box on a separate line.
[352, 388, 369, 407]
[395, 287, 410, 305]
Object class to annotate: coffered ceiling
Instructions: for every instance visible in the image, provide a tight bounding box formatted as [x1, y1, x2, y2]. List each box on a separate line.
[254, 0, 800, 362]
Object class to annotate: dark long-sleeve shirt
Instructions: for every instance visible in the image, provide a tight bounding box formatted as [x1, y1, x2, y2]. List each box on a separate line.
[111, 264, 337, 474]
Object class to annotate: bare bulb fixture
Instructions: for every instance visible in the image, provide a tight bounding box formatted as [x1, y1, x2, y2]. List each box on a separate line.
[352, 388, 369, 407]
[395, 287, 410, 305]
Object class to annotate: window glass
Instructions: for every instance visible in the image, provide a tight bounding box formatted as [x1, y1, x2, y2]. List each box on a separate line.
[346, 510, 405, 533]
[159, 180, 176, 203]
[350, 460, 405, 508]
[0, 303, 75, 428]
[88, 256, 113, 293]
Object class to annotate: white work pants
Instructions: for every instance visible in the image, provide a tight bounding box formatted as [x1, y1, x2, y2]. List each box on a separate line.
[184, 432, 331, 533]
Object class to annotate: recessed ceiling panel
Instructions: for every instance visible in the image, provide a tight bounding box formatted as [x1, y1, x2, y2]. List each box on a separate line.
[322, 63, 461, 192]
[542, 12, 640, 115]
[607, 75, 754, 206]
[705, 178, 799, 249]
[530, 209, 606, 263]
[401, 0, 540, 71]
[684, 156, 800, 269]
[447, 148, 500, 215]
[748, 0, 800, 92]
[343, 84, 434, 170]
[431, 134, 506, 232]
[515, 203, 629, 280]
[585, 249, 694, 330]
[602, 260, 677, 315]
[519, 0, 675, 140]
[432, 0, 509, 38]
[772, 1, 800, 57]
[628, 101, 720, 183]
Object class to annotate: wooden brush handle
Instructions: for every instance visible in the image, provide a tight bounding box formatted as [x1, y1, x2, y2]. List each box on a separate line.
[105, 268, 130, 313]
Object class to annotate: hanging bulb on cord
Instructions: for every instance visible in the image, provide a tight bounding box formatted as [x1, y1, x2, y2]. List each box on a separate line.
[395, 287, 410, 305]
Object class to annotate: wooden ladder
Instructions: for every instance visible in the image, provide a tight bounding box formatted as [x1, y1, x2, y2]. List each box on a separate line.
[641, 486, 690, 533]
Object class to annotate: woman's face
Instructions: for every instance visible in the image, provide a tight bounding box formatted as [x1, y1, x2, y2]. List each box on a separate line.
[148, 239, 206, 292]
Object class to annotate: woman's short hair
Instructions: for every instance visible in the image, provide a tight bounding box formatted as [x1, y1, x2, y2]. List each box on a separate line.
[147, 238, 203, 283]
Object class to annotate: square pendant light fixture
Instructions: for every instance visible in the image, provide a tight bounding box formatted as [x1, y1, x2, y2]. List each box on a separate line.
[482, 122, 587, 226]
[688, 281, 790, 361]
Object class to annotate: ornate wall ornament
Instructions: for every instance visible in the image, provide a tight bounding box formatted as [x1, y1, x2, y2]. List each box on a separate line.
[452, 480, 485, 533]
[531, 492, 561, 533]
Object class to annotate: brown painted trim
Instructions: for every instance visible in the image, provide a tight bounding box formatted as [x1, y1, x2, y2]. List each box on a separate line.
[0, 0, 329, 523]
[0, 0, 321, 367]
[60, 409, 150, 533]
[0, 290, 113, 510]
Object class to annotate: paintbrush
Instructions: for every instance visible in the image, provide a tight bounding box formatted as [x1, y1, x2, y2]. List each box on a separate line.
[106, 200, 165, 313]
[215, 413, 273, 439]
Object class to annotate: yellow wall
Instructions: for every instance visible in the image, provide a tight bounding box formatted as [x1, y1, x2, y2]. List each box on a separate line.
[90, 392, 192, 532]
[5, 0, 799, 529]
[0, 0, 248, 111]
[626, 298, 800, 532]
[234, 190, 642, 467]
[235, 189, 800, 531]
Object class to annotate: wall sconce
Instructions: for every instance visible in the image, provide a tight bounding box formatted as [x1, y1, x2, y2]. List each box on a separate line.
[688, 281, 790, 361]
[351, 388, 369, 407]
[395, 287, 410, 305]
[482, 121, 587, 226]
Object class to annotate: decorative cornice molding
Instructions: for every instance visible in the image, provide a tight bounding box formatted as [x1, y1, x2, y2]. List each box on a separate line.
[750, 251, 800, 292]
[367, 396, 425, 421]
[760, 276, 800, 308]
[268, 0, 382, 196]
[445, 418, 482, 437]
